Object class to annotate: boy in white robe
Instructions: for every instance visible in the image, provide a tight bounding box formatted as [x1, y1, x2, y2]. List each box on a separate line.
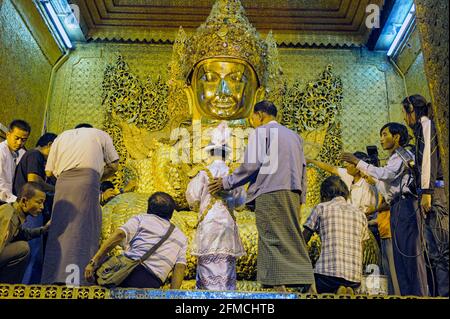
[186, 122, 246, 290]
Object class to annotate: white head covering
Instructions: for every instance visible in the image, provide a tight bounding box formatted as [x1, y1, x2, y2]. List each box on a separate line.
[204, 121, 232, 154]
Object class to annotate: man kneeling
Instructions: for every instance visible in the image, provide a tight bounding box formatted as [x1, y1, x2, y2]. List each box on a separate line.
[0, 182, 49, 283]
[303, 176, 370, 294]
[85, 192, 187, 289]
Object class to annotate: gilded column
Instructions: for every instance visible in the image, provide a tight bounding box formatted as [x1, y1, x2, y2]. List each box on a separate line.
[414, 0, 449, 206]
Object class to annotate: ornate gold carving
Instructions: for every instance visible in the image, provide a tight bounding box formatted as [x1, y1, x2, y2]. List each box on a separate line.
[97, 2, 381, 286]
[102, 55, 169, 132]
[100, 54, 356, 281]
[280, 65, 343, 133]
[0, 284, 108, 299]
[0, 283, 439, 298]
[102, 192, 258, 281]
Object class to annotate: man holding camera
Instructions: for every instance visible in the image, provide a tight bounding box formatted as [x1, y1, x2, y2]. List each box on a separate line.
[342, 122, 428, 296]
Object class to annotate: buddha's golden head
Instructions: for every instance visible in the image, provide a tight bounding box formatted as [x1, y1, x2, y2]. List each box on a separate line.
[171, 0, 274, 121]
[188, 57, 261, 120]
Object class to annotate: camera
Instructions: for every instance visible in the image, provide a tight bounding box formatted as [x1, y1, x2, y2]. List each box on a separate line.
[366, 145, 380, 167]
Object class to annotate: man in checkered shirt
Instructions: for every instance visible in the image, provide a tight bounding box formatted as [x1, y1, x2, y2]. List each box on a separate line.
[303, 175, 370, 294]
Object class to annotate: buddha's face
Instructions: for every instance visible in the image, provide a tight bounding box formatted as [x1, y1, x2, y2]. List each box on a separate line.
[190, 57, 260, 120]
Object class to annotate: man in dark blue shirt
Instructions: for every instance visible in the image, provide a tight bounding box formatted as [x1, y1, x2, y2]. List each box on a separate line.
[13, 133, 57, 195]
[12, 133, 57, 284]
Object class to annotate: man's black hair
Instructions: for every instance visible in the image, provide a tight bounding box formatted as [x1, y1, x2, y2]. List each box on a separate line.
[75, 123, 93, 129]
[18, 182, 44, 200]
[402, 94, 431, 121]
[254, 100, 277, 117]
[320, 176, 350, 202]
[147, 192, 176, 220]
[379, 122, 410, 147]
[9, 119, 31, 133]
[100, 181, 115, 193]
[36, 133, 57, 147]
[209, 146, 228, 161]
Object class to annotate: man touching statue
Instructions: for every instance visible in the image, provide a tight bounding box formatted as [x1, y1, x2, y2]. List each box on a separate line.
[209, 100, 314, 292]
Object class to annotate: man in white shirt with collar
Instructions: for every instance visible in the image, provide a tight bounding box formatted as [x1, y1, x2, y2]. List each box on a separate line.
[307, 152, 377, 215]
[41, 123, 119, 286]
[342, 122, 428, 296]
[0, 120, 31, 203]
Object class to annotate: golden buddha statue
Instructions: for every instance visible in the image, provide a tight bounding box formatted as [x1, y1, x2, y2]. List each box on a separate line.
[102, 1, 275, 289]
[100, 0, 381, 290]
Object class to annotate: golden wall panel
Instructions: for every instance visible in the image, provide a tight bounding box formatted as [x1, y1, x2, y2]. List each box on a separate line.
[46, 44, 173, 133]
[415, 0, 449, 206]
[396, 27, 431, 100]
[405, 52, 431, 101]
[0, 0, 52, 145]
[278, 48, 400, 159]
[397, 28, 423, 74]
[9, 0, 63, 65]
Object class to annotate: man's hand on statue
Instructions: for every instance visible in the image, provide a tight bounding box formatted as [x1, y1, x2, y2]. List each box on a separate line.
[84, 263, 96, 283]
[123, 179, 137, 192]
[341, 152, 359, 165]
[420, 193, 432, 215]
[208, 177, 224, 195]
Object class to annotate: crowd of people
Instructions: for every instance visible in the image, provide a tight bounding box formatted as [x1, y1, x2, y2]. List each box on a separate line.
[0, 96, 448, 297]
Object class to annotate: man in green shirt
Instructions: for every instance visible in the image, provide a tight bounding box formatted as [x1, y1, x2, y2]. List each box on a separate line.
[0, 182, 49, 283]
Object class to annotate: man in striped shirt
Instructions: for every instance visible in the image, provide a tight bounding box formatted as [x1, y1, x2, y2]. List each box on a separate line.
[402, 95, 448, 297]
